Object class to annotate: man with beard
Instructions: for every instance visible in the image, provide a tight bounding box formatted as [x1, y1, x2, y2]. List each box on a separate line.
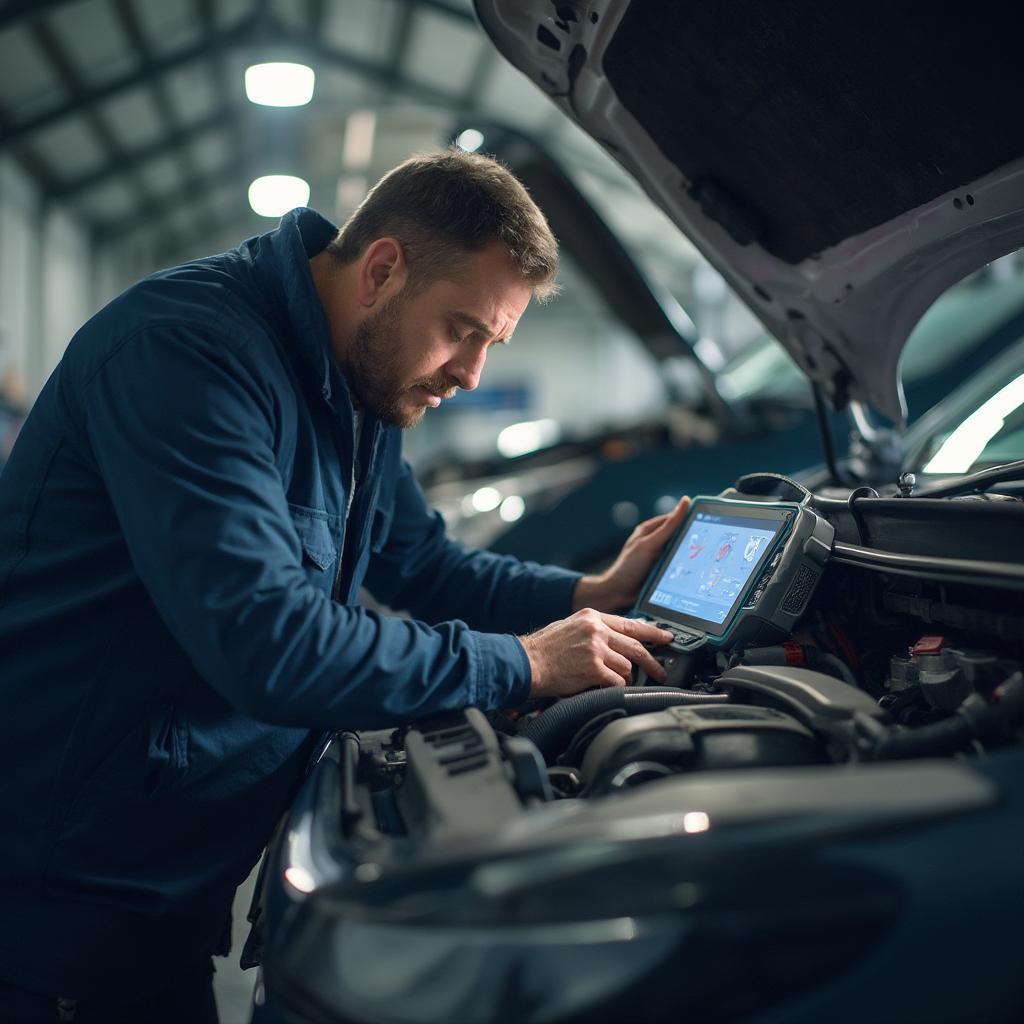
[0, 149, 687, 1022]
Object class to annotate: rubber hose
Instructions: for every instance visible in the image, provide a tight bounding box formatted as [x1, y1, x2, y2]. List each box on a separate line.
[520, 687, 729, 763]
[872, 715, 975, 760]
[874, 673, 1024, 761]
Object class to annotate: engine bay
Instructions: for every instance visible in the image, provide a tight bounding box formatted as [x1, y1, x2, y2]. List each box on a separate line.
[342, 485, 1024, 843]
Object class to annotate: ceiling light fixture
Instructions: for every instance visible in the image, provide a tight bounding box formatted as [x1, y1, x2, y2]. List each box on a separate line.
[455, 128, 485, 153]
[248, 175, 311, 218]
[471, 486, 502, 513]
[499, 495, 526, 523]
[497, 418, 560, 458]
[245, 62, 315, 107]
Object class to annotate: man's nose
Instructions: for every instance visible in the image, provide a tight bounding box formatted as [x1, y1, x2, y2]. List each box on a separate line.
[449, 344, 487, 391]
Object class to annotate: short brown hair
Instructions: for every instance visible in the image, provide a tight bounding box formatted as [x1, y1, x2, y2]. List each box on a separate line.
[326, 148, 559, 300]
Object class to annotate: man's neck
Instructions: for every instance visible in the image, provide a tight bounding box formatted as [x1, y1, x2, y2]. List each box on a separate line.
[309, 251, 358, 367]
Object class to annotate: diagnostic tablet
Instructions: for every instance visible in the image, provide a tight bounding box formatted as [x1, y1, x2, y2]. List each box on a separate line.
[634, 496, 834, 653]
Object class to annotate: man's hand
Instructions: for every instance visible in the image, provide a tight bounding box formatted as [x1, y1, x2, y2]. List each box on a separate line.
[572, 496, 692, 613]
[518, 609, 675, 698]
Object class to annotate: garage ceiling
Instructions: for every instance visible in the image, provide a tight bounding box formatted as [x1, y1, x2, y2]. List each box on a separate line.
[0, 0, 567, 263]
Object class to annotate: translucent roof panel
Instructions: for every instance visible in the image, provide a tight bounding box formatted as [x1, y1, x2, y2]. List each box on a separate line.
[134, 0, 204, 56]
[323, 0, 402, 66]
[0, 24, 69, 118]
[404, 9, 485, 96]
[29, 115, 107, 182]
[48, 0, 138, 88]
[100, 87, 165, 150]
[164, 60, 221, 126]
[137, 153, 186, 196]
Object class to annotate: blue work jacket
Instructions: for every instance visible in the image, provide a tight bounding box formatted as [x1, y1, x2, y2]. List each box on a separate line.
[0, 209, 579, 998]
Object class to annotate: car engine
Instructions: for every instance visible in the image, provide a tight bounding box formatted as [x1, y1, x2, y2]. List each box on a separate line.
[353, 489, 1024, 839]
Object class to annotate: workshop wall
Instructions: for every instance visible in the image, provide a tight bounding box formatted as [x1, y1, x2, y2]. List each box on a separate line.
[0, 155, 152, 403]
[0, 157, 41, 402]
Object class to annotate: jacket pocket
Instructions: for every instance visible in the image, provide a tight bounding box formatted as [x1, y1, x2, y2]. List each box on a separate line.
[288, 503, 338, 572]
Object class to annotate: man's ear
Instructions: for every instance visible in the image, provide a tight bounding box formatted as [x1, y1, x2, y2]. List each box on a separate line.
[357, 237, 408, 308]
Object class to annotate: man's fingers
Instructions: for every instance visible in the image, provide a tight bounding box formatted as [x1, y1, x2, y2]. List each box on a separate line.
[601, 612, 673, 645]
[594, 666, 629, 689]
[603, 648, 634, 682]
[606, 632, 667, 682]
[635, 496, 692, 541]
[655, 496, 691, 534]
[635, 512, 670, 537]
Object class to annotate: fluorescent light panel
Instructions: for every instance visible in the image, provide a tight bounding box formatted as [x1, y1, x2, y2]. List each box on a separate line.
[245, 62, 315, 107]
[471, 486, 502, 513]
[248, 175, 310, 218]
[497, 419, 560, 458]
[499, 495, 526, 522]
[456, 128, 484, 153]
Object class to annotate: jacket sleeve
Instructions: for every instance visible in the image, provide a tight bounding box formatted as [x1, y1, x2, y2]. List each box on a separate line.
[76, 325, 532, 728]
[363, 458, 582, 634]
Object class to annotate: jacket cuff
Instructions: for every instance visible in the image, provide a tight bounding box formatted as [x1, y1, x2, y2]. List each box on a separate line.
[526, 567, 583, 628]
[472, 631, 533, 708]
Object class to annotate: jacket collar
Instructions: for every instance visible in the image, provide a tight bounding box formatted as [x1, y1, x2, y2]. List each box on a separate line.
[251, 207, 345, 404]
[249, 207, 390, 458]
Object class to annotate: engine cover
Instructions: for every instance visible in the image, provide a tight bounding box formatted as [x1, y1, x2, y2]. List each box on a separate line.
[580, 704, 829, 788]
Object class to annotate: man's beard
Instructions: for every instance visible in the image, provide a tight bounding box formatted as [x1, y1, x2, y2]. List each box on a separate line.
[342, 293, 453, 428]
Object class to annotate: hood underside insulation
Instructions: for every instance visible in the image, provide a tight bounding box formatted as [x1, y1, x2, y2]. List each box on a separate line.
[603, 1, 1024, 263]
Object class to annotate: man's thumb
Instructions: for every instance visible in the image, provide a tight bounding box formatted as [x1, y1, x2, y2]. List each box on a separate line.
[660, 496, 690, 531]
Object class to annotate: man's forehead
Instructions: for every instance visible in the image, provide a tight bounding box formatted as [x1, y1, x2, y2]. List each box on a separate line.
[451, 310, 491, 332]
[433, 269, 531, 337]
[450, 309, 518, 340]
[448, 243, 531, 305]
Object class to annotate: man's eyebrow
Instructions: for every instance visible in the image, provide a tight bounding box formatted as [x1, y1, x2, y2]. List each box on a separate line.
[451, 310, 512, 343]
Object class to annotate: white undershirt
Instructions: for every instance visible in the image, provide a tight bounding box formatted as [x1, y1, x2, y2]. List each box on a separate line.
[347, 410, 364, 520]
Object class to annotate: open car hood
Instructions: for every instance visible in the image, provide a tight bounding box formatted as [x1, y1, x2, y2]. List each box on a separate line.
[474, 0, 1024, 424]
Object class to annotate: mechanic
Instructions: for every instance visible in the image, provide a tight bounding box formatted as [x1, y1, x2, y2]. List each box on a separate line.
[0, 148, 688, 1023]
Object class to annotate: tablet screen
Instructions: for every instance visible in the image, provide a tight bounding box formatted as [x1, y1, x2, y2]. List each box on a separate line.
[641, 504, 787, 635]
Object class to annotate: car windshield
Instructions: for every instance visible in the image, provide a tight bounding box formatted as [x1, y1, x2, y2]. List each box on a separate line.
[912, 337, 1024, 475]
[896, 249, 1024, 475]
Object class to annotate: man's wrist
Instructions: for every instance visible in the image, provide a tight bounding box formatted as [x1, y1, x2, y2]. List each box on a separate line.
[516, 632, 540, 694]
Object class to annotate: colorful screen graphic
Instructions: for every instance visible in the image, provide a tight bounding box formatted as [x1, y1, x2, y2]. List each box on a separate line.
[647, 509, 781, 627]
